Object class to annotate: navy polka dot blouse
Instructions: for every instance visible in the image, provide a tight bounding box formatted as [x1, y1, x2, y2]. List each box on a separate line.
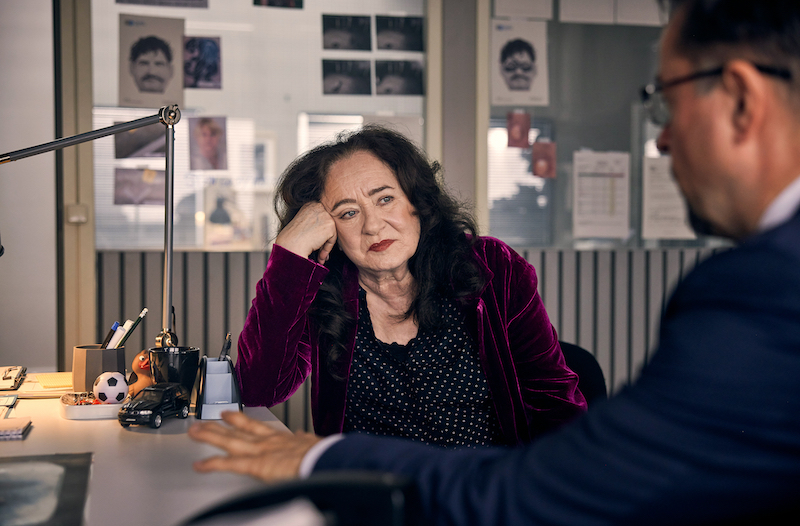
[343, 287, 503, 447]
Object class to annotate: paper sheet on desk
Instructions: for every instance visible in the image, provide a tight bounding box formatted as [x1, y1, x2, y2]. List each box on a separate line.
[10, 373, 74, 399]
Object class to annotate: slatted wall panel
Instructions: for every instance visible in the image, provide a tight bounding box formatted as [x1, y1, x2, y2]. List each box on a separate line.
[97, 247, 720, 432]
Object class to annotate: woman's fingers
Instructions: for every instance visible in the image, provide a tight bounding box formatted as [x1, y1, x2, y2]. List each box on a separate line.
[316, 232, 337, 264]
[275, 202, 337, 259]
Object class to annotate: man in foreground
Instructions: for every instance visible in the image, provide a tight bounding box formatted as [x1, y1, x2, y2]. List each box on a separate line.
[189, 1, 800, 523]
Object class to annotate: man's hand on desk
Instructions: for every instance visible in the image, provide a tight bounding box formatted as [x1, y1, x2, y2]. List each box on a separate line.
[188, 411, 321, 482]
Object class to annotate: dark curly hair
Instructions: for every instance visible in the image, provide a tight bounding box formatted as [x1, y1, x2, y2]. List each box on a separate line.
[274, 125, 485, 377]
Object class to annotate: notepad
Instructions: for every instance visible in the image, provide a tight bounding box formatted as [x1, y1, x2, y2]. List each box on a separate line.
[0, 416, 31, 440]
[36, 372, 74, 389]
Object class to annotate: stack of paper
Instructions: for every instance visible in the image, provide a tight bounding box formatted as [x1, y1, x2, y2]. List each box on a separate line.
[0, 417, 31, 440]
[0, 366, 26, 391]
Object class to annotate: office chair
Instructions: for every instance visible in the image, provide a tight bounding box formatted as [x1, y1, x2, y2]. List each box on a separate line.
[559, 341, 607, 406]
[181, 471, 427, 526]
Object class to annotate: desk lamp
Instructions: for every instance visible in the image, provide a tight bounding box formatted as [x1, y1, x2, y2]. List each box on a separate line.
[1, 105, 185, 350]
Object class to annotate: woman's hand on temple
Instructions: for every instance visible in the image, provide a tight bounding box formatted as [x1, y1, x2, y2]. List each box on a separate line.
[188, 411, 322, 482]
[275, 202, 337, 264]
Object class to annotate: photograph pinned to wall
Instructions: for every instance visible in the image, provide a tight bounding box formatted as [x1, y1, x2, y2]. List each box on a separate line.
[507, 111, 531, 148]
[184, 36, 221, 89]
[253, 0, 303, 8]
[203, 181, 253, 250]
[375, 16, 424, 51]
[188, 116, 228, 170]
[322, 60, 371, 95]
[114, 168, 166, 205]
[376, 60, 424, 95]
[491, 19, 549, 106]
[114, 122, 165, 158]
[119, 14, 184, 109]
[531, 140, 556, 178]
[116, 0, 207, 6]
[322, 15, 371, 51]
[494, 0, 553, 20]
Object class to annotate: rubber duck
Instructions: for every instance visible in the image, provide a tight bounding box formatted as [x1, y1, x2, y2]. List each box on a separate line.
[128, 350, 155, 397]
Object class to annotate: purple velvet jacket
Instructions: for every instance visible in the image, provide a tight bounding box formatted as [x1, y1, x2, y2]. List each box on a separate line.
[235, 236, 586, 445]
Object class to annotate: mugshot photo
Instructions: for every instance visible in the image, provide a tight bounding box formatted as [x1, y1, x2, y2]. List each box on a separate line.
[188, 116, 228, 171]
[376, 16, 424, 51]
[184, 36, 221, 89]
[490, 19, 549, 106]
[253, 0, 303, 8]
[322, 15, 371, 51]
[375, 60, 424, 95]
[118, 13, 184, 108]
[322, 59, 371, 95]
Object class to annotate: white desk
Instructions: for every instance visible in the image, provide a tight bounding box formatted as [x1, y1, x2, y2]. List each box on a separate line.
[5, 398, 286, 525]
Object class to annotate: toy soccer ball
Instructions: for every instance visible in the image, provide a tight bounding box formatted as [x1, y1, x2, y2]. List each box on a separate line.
[93, 372, 128, 404]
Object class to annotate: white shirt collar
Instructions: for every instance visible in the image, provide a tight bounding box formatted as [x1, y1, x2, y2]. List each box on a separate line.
[758, 175, 800, 232]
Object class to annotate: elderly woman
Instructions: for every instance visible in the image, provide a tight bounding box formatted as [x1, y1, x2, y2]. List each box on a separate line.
[236, 125, 585, 447]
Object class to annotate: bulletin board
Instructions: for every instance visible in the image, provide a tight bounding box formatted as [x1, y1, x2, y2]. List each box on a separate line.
[487, 0, 726, 250]
[90, 0, 426, 251]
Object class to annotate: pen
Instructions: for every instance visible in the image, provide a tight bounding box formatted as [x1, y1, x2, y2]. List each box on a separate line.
[101, 322, 120, 348]
[218, 332, 232, 361]
[118, 308, 147, 348]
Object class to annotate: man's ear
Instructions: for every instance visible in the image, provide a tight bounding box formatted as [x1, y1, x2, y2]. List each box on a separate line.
[721, 60, 768, 141]
[167, 63, 174, 81]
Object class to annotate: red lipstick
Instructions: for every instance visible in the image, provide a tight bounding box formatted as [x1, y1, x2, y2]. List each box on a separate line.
[369, 239, 394, 252]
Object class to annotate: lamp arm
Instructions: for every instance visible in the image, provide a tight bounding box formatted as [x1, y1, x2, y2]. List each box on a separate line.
[0, 108, 177, 164]
[1, 104, 182, 349]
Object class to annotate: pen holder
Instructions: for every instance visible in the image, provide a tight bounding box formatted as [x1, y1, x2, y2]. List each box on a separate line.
[72, 344, 126, 393]
[148, 346, 200, 400]
[195, 355, 242, 419]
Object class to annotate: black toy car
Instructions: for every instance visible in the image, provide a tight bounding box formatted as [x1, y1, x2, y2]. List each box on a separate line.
[118, 382, 190, 428]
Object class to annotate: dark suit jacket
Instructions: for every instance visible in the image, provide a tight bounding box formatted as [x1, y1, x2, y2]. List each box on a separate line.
[314, 211, 800, 525]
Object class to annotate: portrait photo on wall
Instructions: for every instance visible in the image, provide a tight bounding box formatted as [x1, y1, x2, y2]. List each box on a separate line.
[114, 122, 165, 158]
[532, 140, 557, 178]
[188, 116, 228, 171]
[114, 168, 166, 205]
[507, 111, 531, 148]
[253, 0, 303, 8]
[184, 36, 221, 89]
[322, 15, 371, 50]
[491, 19, 549, 106]
[322, 60, 371, 95]
[116, 0, 207, 6]
[118, 13, 184, 109]
[376, 60, 424, 95]
[376, 16, 424, 51]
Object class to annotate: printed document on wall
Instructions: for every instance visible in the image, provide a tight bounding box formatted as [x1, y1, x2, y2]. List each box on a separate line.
[641, 155, 696, 239]
[572, 150, 630, 239]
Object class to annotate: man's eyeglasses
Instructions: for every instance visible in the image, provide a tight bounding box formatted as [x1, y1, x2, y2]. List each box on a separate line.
[641, 63, 792, 127]
[502, 61, 534, 73]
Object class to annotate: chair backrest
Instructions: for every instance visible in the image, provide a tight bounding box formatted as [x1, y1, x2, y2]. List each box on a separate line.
[559, 341, 607, 406]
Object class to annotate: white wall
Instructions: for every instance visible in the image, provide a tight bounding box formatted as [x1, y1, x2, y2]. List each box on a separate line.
[0, 1, 58, 370]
